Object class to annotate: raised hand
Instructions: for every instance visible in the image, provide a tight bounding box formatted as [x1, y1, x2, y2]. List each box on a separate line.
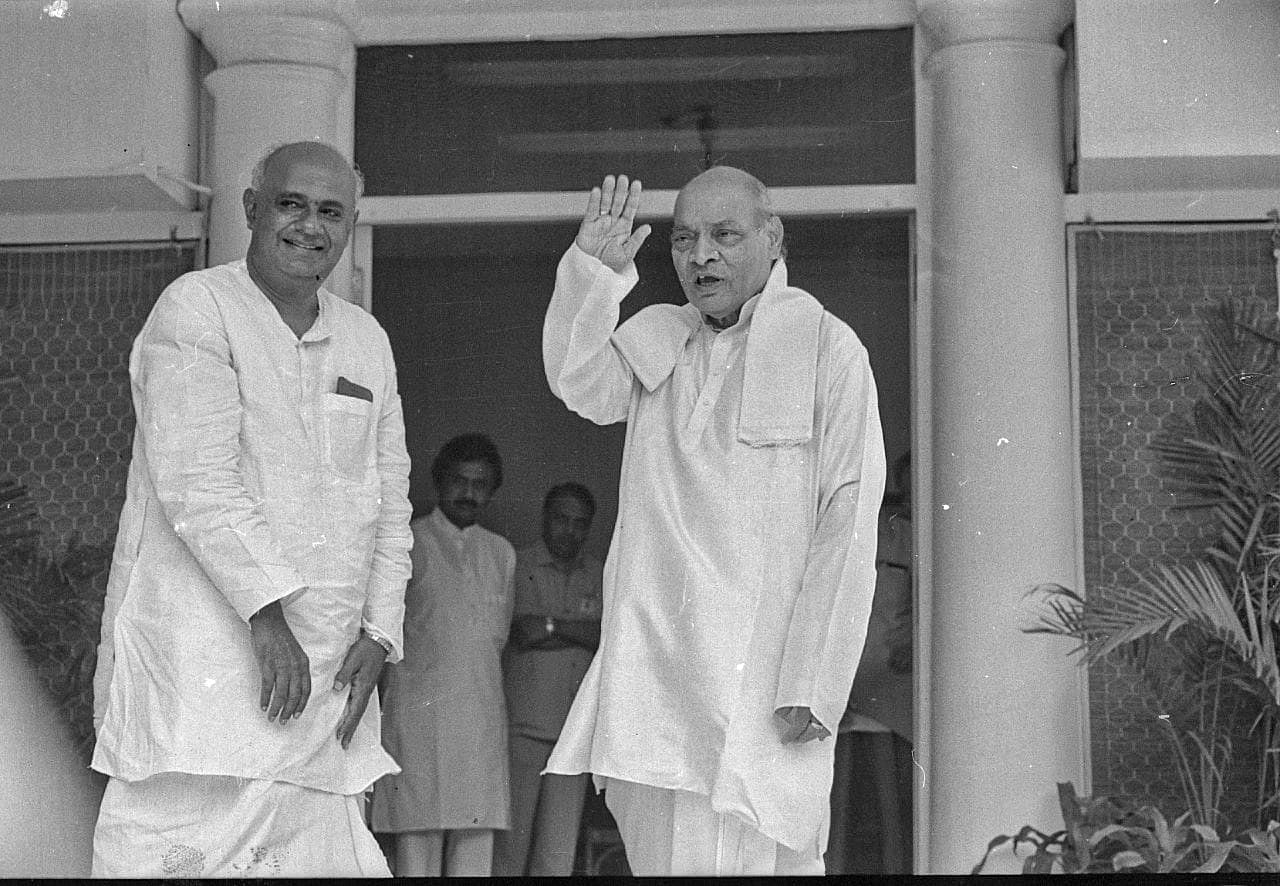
[249, 600, 312, 723]
[574, 174, 652, 273]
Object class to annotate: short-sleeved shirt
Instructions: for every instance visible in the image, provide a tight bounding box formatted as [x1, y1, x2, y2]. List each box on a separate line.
[503, 543, 603, 743]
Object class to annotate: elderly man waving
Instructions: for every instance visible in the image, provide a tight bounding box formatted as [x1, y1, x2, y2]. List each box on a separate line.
[542, 169, 886, 876]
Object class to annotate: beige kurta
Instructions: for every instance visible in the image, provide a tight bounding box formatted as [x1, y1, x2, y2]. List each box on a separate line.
[542, 245, 886, 859]
[92, 260, 412, 797]
[372, 508, 516, 831]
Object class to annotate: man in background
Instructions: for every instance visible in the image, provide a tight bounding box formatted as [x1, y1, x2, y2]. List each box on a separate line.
[493, 482, 603, 877]
[372, 433, 515, 877]
[91, 141, 412, 877]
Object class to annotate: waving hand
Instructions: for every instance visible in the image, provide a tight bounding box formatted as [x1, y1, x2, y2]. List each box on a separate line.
[575, 174, 652, 273]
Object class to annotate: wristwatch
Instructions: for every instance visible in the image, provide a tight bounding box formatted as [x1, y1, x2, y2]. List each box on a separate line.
[364, 630, 393, 655]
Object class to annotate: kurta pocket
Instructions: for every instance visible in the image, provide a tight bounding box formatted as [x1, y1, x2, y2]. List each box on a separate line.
[322, 393, 373, 480]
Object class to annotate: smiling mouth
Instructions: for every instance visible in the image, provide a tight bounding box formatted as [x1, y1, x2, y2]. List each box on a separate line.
[283, 237, 325, 252]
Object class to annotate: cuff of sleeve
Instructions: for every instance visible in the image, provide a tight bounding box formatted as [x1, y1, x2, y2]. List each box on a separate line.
[361, 619, 402, 663]
[233, 581, 306, 624]
[567, 242, 640, 296]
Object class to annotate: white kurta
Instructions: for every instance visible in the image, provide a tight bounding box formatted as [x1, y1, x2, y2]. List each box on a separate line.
[542, 245, 885, 858]
[373, 508, 515, 831]
[92, 260, 413, 796]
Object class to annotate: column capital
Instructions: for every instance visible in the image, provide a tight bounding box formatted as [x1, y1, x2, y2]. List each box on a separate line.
[178, 0, 357, 74]
[917, 0, 1073, 49]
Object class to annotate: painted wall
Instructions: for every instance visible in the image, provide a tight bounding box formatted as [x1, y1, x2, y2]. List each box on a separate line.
[1076, 0, 1280, 191]
[0, 0, 200, 212]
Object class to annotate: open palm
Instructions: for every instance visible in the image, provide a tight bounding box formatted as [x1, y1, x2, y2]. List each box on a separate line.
[575, 174, 652, 273]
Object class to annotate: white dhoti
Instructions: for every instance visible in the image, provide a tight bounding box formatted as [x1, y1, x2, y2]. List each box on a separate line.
[91, 773, 390, 878]
[603, 778, 825, 877]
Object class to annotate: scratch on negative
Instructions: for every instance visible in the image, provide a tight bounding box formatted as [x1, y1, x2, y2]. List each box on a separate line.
[181, 332, 213, 372]
[911, 746, 926, 787]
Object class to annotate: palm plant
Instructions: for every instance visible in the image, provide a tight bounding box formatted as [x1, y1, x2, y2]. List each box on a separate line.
[1033, 297, 1280, 832]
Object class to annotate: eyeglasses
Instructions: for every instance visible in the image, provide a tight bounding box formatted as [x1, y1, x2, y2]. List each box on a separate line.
[669, 226, 761, 254]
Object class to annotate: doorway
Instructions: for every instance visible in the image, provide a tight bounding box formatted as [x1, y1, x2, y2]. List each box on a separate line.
[368, 212, 913, 874]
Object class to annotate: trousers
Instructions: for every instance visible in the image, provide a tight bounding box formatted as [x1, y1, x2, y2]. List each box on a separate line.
[603, 777, 825, 877]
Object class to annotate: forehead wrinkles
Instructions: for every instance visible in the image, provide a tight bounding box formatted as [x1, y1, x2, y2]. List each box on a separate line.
[264, 156, 357, 206]
[673, 184, 759, 230]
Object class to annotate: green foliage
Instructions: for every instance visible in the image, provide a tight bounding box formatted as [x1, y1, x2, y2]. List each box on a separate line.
[973, 782, 1280, 874]
[0, 480, 111, 763]
[1031, 297, 1280, 833]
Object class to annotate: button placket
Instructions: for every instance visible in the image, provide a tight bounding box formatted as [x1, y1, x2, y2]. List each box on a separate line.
[683, 329, 738, 441]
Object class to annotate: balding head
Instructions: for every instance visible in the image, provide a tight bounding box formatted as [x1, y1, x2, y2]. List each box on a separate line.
[251, 141, 363, 199]
[677, 166, 774, 225]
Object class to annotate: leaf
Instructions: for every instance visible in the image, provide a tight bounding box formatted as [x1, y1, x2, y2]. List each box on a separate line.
[1112, 850, 1147, 871]
[1191, 824, 1221, 842]
[1089, 824, 1131, 846]
[1192, 842, 1233, 873]
[1027, 851, 1057, 875]
[971, 833, 1011, 875]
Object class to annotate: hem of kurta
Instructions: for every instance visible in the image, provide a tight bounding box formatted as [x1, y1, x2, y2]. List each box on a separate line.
[90, 757, 397, 797]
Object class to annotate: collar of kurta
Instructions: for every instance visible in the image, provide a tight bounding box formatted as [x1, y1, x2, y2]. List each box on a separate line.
[427, 506, 477, 545]
[234, 259, 334, 343]
[610, 258, 825, 446]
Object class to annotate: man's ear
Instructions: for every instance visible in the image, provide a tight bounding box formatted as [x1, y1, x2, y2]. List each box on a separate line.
[242, 188, 257, 228]
[766, 215, 784, 259]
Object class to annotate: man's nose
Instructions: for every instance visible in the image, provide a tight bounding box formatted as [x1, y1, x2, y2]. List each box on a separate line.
[298, 206, 322, 232]
[690, 235, 718, 265]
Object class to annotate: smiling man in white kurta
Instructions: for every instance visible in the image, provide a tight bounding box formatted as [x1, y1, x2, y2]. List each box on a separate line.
[542, 170, 886, 876]
[89, 142, 412, 877]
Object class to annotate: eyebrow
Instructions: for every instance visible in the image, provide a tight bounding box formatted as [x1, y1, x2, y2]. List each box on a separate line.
[276, 191, 349, 210]
[672, 219, 744, 230]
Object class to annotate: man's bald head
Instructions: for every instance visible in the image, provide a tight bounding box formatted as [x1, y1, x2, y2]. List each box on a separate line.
[251, 141, 363, 200]
[677, 166, 775, 227]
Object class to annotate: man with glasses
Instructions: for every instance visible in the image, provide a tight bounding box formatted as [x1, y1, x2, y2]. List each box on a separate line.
[541, 168, 886, 876]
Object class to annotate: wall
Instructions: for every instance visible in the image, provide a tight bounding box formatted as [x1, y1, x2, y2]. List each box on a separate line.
[1075, 0, 1280, 191]
[0, 0, 200, 212]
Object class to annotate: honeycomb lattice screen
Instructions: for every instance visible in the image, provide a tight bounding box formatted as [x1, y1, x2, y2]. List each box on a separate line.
[0, 242, 197, 552]
[1074, 224, 1276, 820]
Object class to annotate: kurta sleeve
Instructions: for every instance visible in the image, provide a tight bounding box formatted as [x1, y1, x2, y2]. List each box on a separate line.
[360, 328, 413, 663]
[134, 282, 307, 622]
[773, 325, 887, 733]
[542, 244, 638, 425]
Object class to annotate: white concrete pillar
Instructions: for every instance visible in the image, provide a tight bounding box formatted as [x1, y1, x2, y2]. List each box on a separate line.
[917, 0, 1085, 873]
[178, 0, 357, 298]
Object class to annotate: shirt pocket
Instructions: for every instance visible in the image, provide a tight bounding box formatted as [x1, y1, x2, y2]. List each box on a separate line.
[322, 392, 374, 480]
